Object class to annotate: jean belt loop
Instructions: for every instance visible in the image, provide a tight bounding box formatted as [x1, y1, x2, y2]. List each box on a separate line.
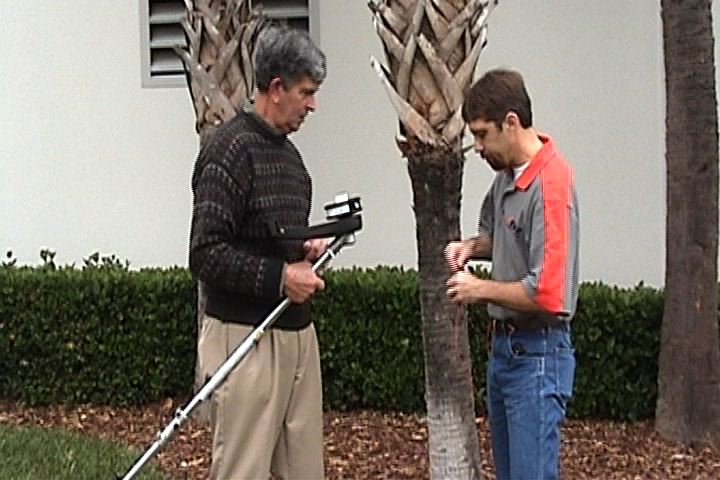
[486, 319, 494, 353]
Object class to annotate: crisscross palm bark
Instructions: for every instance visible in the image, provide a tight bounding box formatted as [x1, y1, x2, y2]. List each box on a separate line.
[176, 0, 267, 143]
[173, 0, 267, 411]
[369, 1, 496, 477]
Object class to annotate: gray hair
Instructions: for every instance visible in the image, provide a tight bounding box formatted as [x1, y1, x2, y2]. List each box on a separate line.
[254, 25, 327, 92]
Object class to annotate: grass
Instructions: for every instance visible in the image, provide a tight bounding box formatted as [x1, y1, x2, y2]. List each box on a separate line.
[0, 424, 166, 480]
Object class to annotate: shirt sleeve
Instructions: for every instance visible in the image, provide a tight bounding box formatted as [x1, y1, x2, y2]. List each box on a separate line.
[521, 166, 578, 315]
[477, 183, 496, 239]
[189, 147, 285, 299]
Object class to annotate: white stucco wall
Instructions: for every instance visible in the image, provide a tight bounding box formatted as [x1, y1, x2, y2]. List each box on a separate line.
[1, 1, 198, 268]
[1, 1, 718, 288]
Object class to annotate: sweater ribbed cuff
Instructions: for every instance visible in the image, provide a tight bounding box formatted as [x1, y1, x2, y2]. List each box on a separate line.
[259, 257, 285, 299]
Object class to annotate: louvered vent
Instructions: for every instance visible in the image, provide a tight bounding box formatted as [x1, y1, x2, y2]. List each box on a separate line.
[141, 0, 186, 87]
[140, 1, 312, 88]
[252, 0, 310, 31]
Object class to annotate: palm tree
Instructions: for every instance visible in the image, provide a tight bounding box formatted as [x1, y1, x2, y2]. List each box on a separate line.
[176, 0, 267, 143]
[656, 0, 720, 448]
[173, 0, 267, 402]
[368, 0, 496, 477]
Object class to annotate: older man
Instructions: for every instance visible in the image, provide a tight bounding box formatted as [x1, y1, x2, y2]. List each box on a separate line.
[189, 25, 328, 479]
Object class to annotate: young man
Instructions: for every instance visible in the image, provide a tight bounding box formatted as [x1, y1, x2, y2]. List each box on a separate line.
[445, 69, 579, 480]
[189, 25, 328, 479]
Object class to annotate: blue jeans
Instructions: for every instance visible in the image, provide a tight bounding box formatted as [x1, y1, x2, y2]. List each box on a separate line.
[486, 325, 575, 480]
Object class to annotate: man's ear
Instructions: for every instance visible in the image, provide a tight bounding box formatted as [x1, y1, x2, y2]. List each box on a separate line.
[268, 77, 284, 104]
[504, 111, 520, 130]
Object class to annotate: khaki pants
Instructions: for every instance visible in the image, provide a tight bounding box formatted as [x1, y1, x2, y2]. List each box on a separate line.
[198, 315, 324, 480]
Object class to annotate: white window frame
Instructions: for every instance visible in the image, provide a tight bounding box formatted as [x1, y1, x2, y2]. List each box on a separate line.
[139, 0, 187, 88]
[140, 0, 318, 89]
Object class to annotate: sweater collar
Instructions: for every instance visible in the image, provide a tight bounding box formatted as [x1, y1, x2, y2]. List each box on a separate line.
[241, 99, 287, 141]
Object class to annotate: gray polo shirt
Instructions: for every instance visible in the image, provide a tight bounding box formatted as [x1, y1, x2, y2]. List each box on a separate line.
[478, 134, 579, 323]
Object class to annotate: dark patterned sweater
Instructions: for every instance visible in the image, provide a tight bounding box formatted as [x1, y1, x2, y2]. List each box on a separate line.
[189, 106, 312, 330]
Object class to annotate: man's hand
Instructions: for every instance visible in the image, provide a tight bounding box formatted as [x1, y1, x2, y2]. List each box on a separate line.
[447, 275, 541, 311]
[445, 239, 474, 273]
[446, 271, 485, 305]
[303, 238, 330, 261]
[284, 260, 325, 304]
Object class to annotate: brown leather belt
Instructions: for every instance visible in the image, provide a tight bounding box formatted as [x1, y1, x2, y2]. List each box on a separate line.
[490, 317, 568, 335]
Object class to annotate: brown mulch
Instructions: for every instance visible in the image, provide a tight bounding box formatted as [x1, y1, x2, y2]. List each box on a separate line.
[1, 398, 719, 479]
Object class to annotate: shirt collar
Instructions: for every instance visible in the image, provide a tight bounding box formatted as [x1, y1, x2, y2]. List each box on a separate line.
[515, 133, 556, 190]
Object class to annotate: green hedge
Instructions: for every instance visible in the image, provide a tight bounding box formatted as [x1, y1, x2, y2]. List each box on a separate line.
[314, 267, 424, 412]
[0, 256, 701, 420]
[316, 270, 668, 421]
[0, 259, 196, 405]
[571, 282, 664, 420]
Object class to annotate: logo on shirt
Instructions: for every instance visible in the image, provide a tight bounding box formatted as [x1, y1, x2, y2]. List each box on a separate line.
[505, 216, 522, 239]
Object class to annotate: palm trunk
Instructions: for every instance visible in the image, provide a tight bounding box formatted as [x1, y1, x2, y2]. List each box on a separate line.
[175, 0, 266, 421]
[656, 0, 720, 448]
[406, 141, 482, 479]
[368, 1, 494, 475]
[192, 128, 222, 422]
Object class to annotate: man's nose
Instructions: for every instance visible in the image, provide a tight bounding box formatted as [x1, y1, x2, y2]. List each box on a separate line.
[306, 95, 317, 111]
[475, 140, 484, 153]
